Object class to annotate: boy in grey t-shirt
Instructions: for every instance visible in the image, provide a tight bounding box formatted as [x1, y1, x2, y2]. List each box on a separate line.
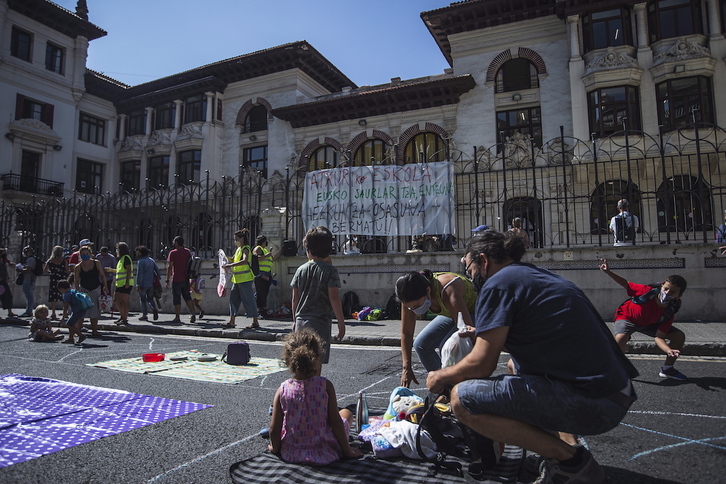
[290, 226, 346, 363]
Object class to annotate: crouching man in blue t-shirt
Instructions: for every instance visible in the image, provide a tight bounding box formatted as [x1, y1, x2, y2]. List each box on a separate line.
[427, 230, 638, 484]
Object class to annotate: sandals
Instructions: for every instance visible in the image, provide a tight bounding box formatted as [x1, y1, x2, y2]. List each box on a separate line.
[222, 322, 235, 328]
[246, 323, 260, 330]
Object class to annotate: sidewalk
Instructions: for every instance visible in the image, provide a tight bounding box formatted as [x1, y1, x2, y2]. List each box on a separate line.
[5, 310, 718, 356]
[2, 312, 725, 356]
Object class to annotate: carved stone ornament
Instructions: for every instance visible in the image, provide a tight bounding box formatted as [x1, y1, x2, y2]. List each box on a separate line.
[503, 132, 533, 169]
[584, 47, 639, 74]
[120, 136, 143, 152]
[654, 37, 711, 63]
[148, 130, 171, 146]
[178, 123, 203, 139]
[17, 118, 52, 131]
[544, 138, 572, 166]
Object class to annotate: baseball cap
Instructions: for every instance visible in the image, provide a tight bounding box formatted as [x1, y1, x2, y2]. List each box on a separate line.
[472, 224, 490, 232]
[79, 238, 93, 247]
[100, 246, 109, 253]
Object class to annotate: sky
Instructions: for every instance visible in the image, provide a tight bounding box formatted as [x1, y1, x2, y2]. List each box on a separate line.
[52, 0, 453, 88]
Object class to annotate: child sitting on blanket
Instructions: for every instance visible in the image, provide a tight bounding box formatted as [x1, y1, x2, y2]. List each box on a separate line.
[268, 329, 363, 465]
[58, 280, 88, 345]
[29, 304, 62, 342]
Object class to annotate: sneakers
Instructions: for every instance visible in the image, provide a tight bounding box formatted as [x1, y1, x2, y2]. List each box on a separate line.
[190, 314, 196, 324]
[535, 446, 605, 484]
[659, 366, 688, 380]
[139, 315, 148, 321]
[198, 309, 204, 319]
[153, 309, 159, 321]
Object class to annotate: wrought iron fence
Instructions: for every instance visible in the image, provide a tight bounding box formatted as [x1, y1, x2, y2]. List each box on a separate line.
[1, 126, 725, 259]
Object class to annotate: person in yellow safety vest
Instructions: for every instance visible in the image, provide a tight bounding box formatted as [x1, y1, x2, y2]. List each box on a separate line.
[253, 235, 279, 318]
[222, 228, 259, 329]
[107, 241, 134, 326]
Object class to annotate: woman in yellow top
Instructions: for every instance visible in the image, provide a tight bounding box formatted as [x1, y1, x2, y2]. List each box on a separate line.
[222, 228, 259, 329]
[395, 270, 477, 387]
[107, 241, 134, 326]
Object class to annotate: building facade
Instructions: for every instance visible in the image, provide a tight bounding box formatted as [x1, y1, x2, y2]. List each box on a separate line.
[1, 0, 725, 258]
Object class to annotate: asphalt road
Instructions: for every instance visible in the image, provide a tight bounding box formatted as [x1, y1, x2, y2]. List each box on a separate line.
[1, 325, 725, 484]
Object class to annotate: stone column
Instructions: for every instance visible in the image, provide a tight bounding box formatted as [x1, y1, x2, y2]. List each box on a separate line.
[634, 3, 648, 48]
[205, 92, 214, 123]
[145, 107, 154, 136]
[568, 15, 581, 60]
[174, 99, 183, 129]
[707, 0, 722, 36]
[118, 114, 127, 140]
[72, 36, 89, 102]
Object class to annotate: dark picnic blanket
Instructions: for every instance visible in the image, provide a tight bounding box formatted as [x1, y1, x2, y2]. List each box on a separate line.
[229, 444, 523, 484]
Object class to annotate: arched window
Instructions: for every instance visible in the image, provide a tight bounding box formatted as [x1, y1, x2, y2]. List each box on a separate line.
[244, 105, 268, 133]
[657, 175, 712, 235]
[590, 181, 641, 235]
[353, 139, 387, 166]
[503, 197, 543, 248]
[403, 132, 446, 164]
[495, 58, 539, 93]
[308, 146, 339, 172]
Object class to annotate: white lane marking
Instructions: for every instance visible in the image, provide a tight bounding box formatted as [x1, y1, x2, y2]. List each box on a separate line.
[145, 433, 258, 483]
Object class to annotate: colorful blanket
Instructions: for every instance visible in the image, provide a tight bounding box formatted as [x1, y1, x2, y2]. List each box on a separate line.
[88, 350, 284, 384]
[0, 374, 210, 468]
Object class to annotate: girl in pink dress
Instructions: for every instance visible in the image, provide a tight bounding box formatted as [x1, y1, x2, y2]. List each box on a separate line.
[268, 329, 363, 465]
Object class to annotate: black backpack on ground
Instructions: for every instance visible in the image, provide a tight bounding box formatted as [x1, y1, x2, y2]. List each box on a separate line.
[614, 213, 635, 242]
[384, 293, 401, 319]
[342, 291, 360, 318]
[416, 396, 503, 478]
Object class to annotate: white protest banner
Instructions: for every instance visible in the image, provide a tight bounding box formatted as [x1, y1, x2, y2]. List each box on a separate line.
[302, 161, 455, 236]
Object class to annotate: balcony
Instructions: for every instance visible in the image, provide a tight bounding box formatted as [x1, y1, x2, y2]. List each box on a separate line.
[1, 173, 64, 197]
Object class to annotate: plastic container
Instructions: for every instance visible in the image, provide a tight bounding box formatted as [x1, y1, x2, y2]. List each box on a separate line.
[142, 353, 165, 362]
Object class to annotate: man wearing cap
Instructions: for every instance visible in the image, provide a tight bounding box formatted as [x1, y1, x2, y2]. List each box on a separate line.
[68, 239, 93, 271]
[19, 246, 37, 317]
[96, 246, 117, 298]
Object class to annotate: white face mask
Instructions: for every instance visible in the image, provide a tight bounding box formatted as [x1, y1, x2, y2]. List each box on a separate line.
[659, 290, 675, 304]
[409, 297, 432, 315]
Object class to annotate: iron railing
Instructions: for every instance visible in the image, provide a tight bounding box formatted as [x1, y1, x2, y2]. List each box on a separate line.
[1, 125, 725, 259]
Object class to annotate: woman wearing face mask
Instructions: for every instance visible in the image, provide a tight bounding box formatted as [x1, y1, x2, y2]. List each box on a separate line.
[73, 245, 108, 336]
[395, 270, 477, 387]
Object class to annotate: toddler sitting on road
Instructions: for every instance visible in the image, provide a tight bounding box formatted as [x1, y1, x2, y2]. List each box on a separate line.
[268, 329, 362, 465]
[28, 304, 62, 342]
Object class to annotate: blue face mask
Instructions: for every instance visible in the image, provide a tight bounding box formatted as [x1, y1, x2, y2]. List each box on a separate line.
[80, 254, 91, 261]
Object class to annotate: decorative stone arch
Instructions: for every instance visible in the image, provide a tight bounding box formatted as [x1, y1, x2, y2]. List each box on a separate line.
[396, 122, 450, 163]
[485, 47, 547, 83]
[347, 129, 394, 155]
[235, 97, 274, 126]
[298, 137, 344, 169]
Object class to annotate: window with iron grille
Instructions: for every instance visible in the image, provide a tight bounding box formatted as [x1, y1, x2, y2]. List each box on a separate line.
[308, 146, 339, 172]
[647, 0, 702, 43]
[353, 139, 387, 166]
[496, 107, 542, 150]
[403, 133, 446, 164]
[495, 58, 539, 93]
[11, 27, 32, 62]
[177, 150, 201, 185]
[588, 86, 641, 137]
[45, 42, 64, 74]
[76, 159, 103, 194]
[148, 156, 169, 188]
[120, 160, 140, 192]
[656, 76, 714, 131]
[78, 112, 106, 145]
[243, 146, 268, 178]
[582, 8, 632, 52]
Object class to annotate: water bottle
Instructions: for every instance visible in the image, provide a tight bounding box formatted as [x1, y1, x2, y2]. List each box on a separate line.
[356, 391, 369, 432]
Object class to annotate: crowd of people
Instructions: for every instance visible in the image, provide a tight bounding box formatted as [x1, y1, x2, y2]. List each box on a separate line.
[0, 211, 720, 483]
